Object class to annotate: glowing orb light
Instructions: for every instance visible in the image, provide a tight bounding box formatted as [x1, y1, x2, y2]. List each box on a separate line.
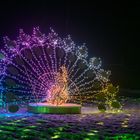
[0, 27, 121, 114]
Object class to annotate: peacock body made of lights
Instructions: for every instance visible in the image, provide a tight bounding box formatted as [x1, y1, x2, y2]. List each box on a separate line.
[0, 27, 121, 112]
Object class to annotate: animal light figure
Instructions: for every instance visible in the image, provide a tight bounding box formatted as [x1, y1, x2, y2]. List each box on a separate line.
[47, 66, 69, 105]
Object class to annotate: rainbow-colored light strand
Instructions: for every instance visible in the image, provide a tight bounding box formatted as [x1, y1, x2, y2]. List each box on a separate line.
[0, 27, 121, 111]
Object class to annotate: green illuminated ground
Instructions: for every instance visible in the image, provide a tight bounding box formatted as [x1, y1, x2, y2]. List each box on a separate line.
[0, 98, 140, 140]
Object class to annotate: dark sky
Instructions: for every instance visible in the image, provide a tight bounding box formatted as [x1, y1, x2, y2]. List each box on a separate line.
[0, 0, 140, 89]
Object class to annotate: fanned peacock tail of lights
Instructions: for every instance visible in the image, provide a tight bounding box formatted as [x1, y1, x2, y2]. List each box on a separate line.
[0, 27, 121, 111]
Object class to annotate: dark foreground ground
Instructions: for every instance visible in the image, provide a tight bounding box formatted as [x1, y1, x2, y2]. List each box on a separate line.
[0, 98, 140, 140]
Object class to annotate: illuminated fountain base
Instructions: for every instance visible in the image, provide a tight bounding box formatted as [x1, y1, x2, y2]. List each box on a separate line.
[28, 103, 81, 114]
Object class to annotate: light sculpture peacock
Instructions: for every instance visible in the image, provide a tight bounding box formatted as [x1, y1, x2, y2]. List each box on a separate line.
[0, 27, 121, 112]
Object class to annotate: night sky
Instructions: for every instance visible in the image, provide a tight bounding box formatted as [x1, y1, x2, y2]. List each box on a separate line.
[0, 0, 140, 92]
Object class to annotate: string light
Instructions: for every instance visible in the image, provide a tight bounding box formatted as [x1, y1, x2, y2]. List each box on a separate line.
[0, 27, 120, 111]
